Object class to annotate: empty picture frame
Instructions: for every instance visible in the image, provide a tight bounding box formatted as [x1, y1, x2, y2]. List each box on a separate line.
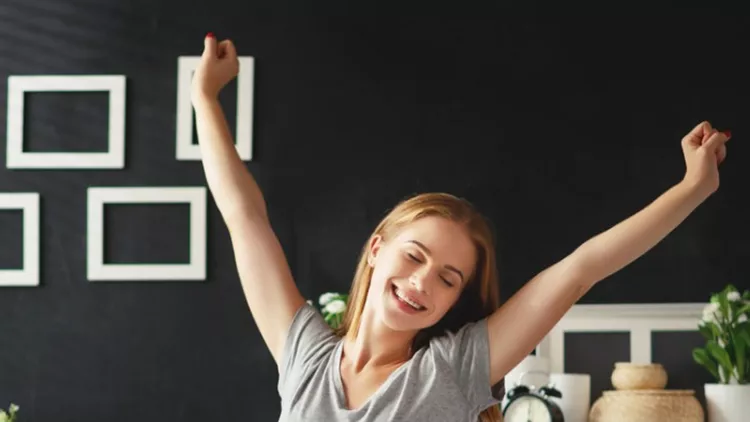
[175, 56, 254, 161]
[87, 186, 207, 281]
[5, 75, 126, 169]
[0, 192, 40, 286]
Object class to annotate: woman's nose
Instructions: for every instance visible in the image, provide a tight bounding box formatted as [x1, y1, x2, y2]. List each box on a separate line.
[409, 271, 429, 294]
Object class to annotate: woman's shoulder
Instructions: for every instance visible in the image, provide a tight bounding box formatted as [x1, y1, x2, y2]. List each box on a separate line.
[281, 304, 339, 369]
[426, 318, 489, 355]
[287, 303, 340, 349]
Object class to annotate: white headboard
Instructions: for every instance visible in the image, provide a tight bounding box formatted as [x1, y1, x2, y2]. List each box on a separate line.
[534, 303, 705, 372]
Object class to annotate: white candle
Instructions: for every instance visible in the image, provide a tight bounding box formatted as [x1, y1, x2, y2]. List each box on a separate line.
[548, 373, 591, 422]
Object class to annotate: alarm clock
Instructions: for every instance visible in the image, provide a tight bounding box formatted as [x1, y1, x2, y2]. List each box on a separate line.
[502, 371, 565, 422]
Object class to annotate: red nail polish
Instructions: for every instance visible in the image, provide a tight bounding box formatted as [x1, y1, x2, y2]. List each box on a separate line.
[723, 130, 732, 138]
[206, 32, 215, 38]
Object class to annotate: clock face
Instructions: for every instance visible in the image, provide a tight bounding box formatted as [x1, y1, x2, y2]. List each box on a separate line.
[503, 396, 552, 422]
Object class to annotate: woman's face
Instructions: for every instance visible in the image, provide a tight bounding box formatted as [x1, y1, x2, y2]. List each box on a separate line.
[365, 216, 477, 332]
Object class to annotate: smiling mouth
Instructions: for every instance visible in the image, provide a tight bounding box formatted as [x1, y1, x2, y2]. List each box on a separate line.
[390, 283, 426, 311]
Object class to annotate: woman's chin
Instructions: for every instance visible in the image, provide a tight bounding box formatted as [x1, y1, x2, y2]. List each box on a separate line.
[375, 308, 412, 331]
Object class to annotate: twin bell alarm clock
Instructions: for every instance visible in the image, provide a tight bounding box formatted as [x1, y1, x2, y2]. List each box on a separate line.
[502, 370, 565, 422]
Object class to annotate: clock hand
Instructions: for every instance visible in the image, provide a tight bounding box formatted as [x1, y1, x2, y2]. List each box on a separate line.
[527, 401, 531, 422]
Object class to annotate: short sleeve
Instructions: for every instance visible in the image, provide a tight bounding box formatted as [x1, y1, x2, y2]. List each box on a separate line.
[429, 319, 503, 413]
[277, 303, 338, 397]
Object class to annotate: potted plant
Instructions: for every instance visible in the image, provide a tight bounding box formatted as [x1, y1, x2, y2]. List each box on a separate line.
[692, 284, 750, 422]
[0, 403, 19, 422]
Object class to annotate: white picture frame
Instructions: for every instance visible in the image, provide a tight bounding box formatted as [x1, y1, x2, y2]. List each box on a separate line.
[0, 192, 40, 286]
[6, 75, 126, 169]
[175, 56, 254, 161]
[86, 186, 207, 281]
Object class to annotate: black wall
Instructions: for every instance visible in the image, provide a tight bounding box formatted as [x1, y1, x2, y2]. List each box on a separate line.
[1, 2, 748, 421]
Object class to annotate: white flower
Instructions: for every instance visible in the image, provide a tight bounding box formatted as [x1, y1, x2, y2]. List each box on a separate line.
[718, 337, 726, 348]
[738, 314, 748, 324]
[702, 303, 720, 324]
[727, 291, 741, 302]
[7, 405, 17, 413]
[319, 292, 338, 306]
[0, 411, 8, 422]
[324, 299, 347, 314]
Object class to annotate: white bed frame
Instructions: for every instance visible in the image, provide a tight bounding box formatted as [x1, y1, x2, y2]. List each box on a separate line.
[534, 303, 705, 372]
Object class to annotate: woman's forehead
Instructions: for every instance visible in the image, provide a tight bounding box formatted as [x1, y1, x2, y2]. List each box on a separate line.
[392, 218, 476, 266]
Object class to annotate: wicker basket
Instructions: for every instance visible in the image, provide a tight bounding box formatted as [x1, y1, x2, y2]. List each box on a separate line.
[588, 390, 704, 422]
[610, 362, 668, 390]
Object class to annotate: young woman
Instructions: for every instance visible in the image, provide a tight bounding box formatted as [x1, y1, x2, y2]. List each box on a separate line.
[191, 34, 732, 422]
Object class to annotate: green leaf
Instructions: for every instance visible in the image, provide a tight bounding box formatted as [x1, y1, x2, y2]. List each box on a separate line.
[707, 340, 734, 382]
[734, 333, 747, 382]
[693, 347, 720, 380]
[719, 295, 731, 322]
[335, 313, 343, 329]
[706, 321, 722, 338]
[736, 304, 750, 317]
[739, 329, 750, 350]
[699, 323, 714, 340]
[698, 321, 721, 340]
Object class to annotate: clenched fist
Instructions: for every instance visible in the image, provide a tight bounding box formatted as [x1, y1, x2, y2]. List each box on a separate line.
[191, 33, 239, 102]
[681, 121, 732, 196]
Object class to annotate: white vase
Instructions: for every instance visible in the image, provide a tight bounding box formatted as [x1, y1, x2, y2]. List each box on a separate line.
[704, 383, 750, 422]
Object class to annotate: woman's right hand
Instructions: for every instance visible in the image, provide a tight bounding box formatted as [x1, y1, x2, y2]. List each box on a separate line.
[191, 33, 239, 101]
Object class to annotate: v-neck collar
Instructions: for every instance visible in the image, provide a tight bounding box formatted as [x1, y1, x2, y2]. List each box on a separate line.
[332, 340, 412, 414]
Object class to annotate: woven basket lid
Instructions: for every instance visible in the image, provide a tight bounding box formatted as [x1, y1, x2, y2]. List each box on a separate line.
[602, 389, 696, 397]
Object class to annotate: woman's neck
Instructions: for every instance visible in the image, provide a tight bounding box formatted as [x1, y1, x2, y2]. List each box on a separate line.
[342, 308, 415, 373]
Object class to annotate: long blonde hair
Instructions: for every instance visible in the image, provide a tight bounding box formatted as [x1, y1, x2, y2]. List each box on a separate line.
[336, 192, 503, 422]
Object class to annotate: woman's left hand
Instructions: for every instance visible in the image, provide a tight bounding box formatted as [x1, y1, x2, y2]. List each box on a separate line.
[680, 121, 732, 196]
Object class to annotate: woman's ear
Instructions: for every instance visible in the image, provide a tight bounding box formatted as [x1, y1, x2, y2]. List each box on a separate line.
[368, 235, 383, 267]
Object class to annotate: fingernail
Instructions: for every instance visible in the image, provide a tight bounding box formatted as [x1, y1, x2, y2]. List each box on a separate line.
[723, 130, 732, 138]
[206, 32, 215, 38]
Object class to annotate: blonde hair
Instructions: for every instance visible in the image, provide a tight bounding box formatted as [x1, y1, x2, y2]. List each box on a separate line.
[336, 192, 503, 422]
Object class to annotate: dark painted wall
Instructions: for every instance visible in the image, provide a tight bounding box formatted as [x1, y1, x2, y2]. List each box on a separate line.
[1, 2, 748, 420]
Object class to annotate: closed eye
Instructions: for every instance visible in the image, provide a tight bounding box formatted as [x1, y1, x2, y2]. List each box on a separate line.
[408, 253, 455, 287]
[407, 253, 422, 263]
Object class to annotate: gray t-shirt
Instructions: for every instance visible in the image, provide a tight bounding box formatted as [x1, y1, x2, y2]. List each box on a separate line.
[277, 304, 502, 421]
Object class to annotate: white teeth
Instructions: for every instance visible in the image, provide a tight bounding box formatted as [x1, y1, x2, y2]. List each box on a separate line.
[395, 287, 423, 310]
